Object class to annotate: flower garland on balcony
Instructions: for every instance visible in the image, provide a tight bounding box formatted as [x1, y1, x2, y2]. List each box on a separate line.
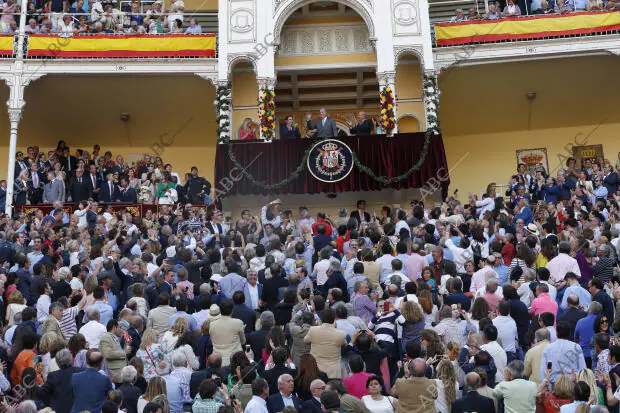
[423, 73, 441, 135]
[215, 83, 232, 144]
[379, 86, 396, 134]
[258, 89, 276, 142]
[221, 75, 443, 189]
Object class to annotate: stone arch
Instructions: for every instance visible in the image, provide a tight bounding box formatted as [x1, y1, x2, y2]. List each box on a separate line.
[273, 0, 376, 46]
[227, 54, 258, 76]
[394, 47, 424, 68]
[396, 113, 422, 132]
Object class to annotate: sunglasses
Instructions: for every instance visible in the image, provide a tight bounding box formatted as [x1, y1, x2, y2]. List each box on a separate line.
[601, 319, 609, 323]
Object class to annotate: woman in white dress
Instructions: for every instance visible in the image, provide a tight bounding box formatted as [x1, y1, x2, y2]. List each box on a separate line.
[6, 290, 27, 327]
[160, 317, 188, 355]
[361, 375, 398, 413]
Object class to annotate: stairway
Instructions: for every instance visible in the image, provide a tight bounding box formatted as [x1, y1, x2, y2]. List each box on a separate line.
[429, 0, 487, 23]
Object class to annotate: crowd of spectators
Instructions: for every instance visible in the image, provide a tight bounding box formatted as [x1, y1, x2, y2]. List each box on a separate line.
[0, 152, 619, 412]
[450, 0, 618, 22]
[0, 0, 204, 35]
[4, 141, 213, 208]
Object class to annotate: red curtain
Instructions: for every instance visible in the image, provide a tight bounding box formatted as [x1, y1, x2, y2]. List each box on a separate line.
[214, 133, 449, 196]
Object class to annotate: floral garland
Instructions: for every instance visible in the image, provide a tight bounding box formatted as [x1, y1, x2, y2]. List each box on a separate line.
[258, 89, 276, 141]
[215, 83, 232, 143]
[379, 86, 396, 134]
[423, 73, 441, 135]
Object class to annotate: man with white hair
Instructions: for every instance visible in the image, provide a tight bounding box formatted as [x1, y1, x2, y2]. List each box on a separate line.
[266, 374, 303, 412]
[79, 308, 106, 348]
[303, 379, 326, 413]
[493, 360, 537, 412]
[38, 349, 81, 412]
[546, 241, 581, 285]
[170, 351, 193, 407]
[117, 366, 141, 413]
[470, 255, 498, 295]
[477, 278, 502, 311]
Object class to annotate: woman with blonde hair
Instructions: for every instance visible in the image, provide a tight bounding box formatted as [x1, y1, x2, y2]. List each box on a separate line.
[434, 359, 458, 413]
[537, 371, 574, 412]
[137, 376, 167, 413]
[6, 290, 27, 326]
[239, 118, 256, 140]
[576, 368, 604, 405]
[160, 317, 189, 354]
[398, 300, 425, 352]
[136, 328, 170, 380]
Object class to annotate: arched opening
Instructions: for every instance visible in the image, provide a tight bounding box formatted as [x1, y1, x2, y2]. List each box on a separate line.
[397, 114, 422, 133]
[395, 52, 425, 131]
[230, 59, 259, 140]
[273, 1, 379, 139]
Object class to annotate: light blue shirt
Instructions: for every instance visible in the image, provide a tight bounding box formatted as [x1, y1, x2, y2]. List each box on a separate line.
[163, 374, 183, 413]
[346, 274, 367, 297]
[4, 325, 17, 349]
[218, 272, 251, 305]
[560, 283, 591, 310]
[83, 301, 114, 326]
[169, 311, 199, 332]
[280, 392, 294, 408]
[107, 290, 118, 312]
[27, 251, 44, 272]
[540, 338, 586, 384]
[560, 401, 596, 412]
[496, 264, 509, 285]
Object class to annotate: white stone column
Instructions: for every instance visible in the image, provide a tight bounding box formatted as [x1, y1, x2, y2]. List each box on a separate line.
[257, 77, 276, 141]
[377, 71, 398, 135]
[1, 71, 45, 216]
[5, 107, 21, 215]
[15, 0, 28, 58]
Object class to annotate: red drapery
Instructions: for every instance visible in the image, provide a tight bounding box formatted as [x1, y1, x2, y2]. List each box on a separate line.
[214, 133, 449, 196]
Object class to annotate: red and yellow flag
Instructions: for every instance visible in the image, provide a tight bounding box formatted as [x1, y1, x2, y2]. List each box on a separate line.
[28, 33, 216, 58]
[435, 11, 620, 46]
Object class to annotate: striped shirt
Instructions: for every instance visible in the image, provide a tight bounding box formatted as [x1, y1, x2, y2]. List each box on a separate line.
[60, 305, 81, 340]
[368, 310, 405, 345]
[592, 257, 615, 283]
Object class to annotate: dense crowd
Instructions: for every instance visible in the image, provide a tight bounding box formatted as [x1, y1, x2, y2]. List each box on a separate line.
[0, 152, 620, 413]
[0, 0, 203, 35]
[450, 0, 618, 22]
[5, 141, 213, 208]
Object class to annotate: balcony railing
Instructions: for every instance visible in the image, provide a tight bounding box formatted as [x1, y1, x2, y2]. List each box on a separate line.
[434, 10, 620, 46]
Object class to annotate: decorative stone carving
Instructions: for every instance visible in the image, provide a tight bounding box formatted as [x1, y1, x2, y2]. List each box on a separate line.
[394, 46, 424, 65]
[195, 73, 219, 87]
[376, 71, 396, 88]
[230, 8, 254, 33]
[279, 23, 371, 56]
[391, 0, 420, 35]
[257, 77, 277, 90]
[227, 54, 258, 74]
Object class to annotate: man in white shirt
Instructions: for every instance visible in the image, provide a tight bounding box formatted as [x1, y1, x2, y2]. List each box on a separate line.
[79, 308, 107, 349]
[480, 324, 507, 384]
[244, 377, 270, 413]
[546, 241, 581, 286]
[36, 282, 52, 333]
[492, 301, 518, 356]
[246, 270, 261, 310]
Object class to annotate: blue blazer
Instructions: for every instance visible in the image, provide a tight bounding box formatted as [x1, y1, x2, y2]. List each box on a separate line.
[603, 172, 618, 195]
[513, 206, 533, 225]
[98, 181, 120, 202]
[279, 124, 301, 140]
[118, 187, 138, 203]
[266, 393, 304, 413]
[301, 398, 322, 413]
[350, 119, 373, 136]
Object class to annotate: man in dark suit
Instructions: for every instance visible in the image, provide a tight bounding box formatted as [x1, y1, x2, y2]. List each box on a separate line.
[232, 291, 256, 334]
[14, 151, 30, 181]
[117, 366, 143, 413]
[69, 168, 91, 203]
[349, 199, 370, 226]
[266, 373, 303, 413]
[52, 267, 73, 302]
[99, 173, 120, 203]
[247, 312, 274, 362]
[306, 108, 338, 138]
[279, 115, 301, 140]
[27, 163, 45, 205]
[87, 164, 101, 201]
[0, 180, 6, 212]
[59, 147, 78, 175]
[451, 372, 495, 413]
[38, 348, 85, 413]
[262, 347, 298, 395]
[118, 177, 137, 203]
[301, 379, 325, 413]
[350, 112, 373, 136]
[261, 265, 289, 312]
[603, 163, 618, 195]
[190, 353, 223, 399]
[558, 293, 587, 340]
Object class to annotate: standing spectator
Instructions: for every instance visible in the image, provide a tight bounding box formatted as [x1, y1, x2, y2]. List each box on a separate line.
[523, 328, 551, 384]
[558, 294, 587, 340]
[99, 319, 129, 382]
[540, 321, 587, 384]
[546, 241, 581, 285]
[38, 349, 83, 413]
[209, 299, 245, 367]
[589, 278, 615, 329]
[391, 359, 437, 413]
[117, 366, 143, 413]
[71, 350, 114, 413]
[451, 372, 495, 413]
[492, 360, 537, 412]
[304, 308, 347, 379]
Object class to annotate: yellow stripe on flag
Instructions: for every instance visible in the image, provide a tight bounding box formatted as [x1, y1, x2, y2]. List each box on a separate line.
[28, 35, 215, 53]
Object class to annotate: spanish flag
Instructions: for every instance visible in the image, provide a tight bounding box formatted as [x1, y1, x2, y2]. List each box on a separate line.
[435, 11, 620, 46]
[0, 35, 13, 56]
[28, 33, 216, 58]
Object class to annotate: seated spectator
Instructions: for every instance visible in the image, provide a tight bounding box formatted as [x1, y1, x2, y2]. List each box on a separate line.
[451, 8, 467, 22]
[185, 18, 202, 34]
[503, 0, 522, 15]
[484, 4, 502, 19]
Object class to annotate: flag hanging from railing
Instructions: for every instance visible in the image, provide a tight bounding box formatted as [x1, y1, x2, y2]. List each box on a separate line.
[27, 33, 216, 58]
[0, 35, 13, 57]
[435, 11, 620, 46]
